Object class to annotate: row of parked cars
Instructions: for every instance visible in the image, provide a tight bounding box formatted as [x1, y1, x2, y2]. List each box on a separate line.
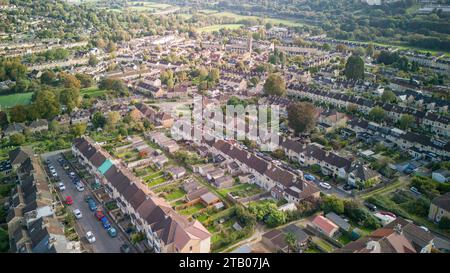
[48, 155, 118, 245]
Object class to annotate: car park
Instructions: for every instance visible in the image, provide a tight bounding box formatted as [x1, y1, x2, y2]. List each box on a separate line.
[65, 196, 73, 205]
[86, 231, 96, 244]
[57, 182, 66, 191]
[73, 209, 82, 219]
[319, 182, 331, 189]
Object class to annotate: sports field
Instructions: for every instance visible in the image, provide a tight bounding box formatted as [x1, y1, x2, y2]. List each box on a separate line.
[0, 92, 33, 109]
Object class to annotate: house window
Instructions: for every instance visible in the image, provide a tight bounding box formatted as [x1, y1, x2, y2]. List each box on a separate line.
[189, 246, 193, 251]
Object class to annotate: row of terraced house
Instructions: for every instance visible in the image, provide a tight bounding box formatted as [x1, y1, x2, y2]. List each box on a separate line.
[71, 136, 211, 253]
[287, 83, 450, 137]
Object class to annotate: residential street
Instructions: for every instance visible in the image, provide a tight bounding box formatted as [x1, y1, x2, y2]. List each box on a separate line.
[42, 153, 132, 253]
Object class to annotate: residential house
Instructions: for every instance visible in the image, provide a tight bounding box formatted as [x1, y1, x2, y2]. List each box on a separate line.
[432, 169, 450, 183]
[428, 192, 450, 223]
[311, 215, 339, 238]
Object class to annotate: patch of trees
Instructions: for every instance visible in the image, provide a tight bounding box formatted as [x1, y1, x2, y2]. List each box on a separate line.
[287, 102, 317, 135]
[344, 55, 364, 80]
[98, 78, 128, 96]
[263, 73, 286, 96]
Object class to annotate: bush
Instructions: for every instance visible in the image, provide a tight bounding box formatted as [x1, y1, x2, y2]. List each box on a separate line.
[438, 217, 450, 230]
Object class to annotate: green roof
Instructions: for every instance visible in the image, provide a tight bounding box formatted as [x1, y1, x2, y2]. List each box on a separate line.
[98, 159, 113, 175]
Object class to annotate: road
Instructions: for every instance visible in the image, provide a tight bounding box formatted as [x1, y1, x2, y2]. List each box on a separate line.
[43, 153, 131, 253]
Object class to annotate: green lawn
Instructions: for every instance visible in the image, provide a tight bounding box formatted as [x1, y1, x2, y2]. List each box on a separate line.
[177, 203, 205, 216]
[81, 86, 108, 98]
[197, 24, 244, 33]
[312, 238, 335, 253]
[0, 92, 33, 108]
[217, 183, 264, 198]
[337, 233, 352, 245]
[147, 176, 167, 187]
[165, 188, 186, 201]
[143, 171, 164, 182]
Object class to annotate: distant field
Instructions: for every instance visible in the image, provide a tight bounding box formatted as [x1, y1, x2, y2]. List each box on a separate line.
[126, 1, 172, 11]
[198, 24, 244, 33]
[206, 11, 303, 27]
[0, 92, 33, 109]
[81, 86, 108, 98]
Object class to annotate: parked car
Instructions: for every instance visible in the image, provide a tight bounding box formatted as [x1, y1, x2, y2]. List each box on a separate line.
[319, 182, 331, 189]
[86, 231, 96, 244]
[95, 210, 105, 220]
[57, 182, 66, 191]
[120, 244, 130, 253]
[76, 183, 85, 192]
[63, 164, 69, 170]
[304, 173, 316, 181]
[101, 217, 111, 229]
[364, 202, 377, 211]
[88, 200, 97, 211]
[107, 227, 117, 238]
[65, 196, 73, 205]
[69, 172, 76, 178]
[85, 195, 94, 203]
[73, 209, 82, 219]
[410, 187, 422, 195]
[343, 184, 356, 191]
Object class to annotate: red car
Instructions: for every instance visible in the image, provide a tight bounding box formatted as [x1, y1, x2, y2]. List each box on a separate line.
[65, 196, 73, 205]
[95, 210, 105, 220]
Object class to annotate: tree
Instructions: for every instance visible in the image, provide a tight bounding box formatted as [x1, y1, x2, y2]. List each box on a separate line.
[381, 90, 397, 103]
[40, 70, 56, 85]
[208, 68, 220, 83]
[58, 72, 81, 89]
[9, 105, 28, 122]
[0, 111, 8, 128]
[366, 43, 375, 57]
[107, 111, 120, 128]
[398, 114, 415, 130]
[322, 195, 345, 214]
[336, 44, 348, 53]
[88, 54, 99, 67]
[439, 217, 450, 230]
[369, 106, 387, 122]
[263, 74, 286, 96]
[9, 133, 25, 145]
[92, 112, 106, 128]
[273, 149, 285, 159]
[322, 43, 331, 51]
[284, 232, 298, 253]
[34, 89, 60, 119]
[344, 55, 365, 80]
[287, 102, 317, 135]
[71, 122, 87, 137]
[75, 73, 93, 88]
[60, 88, 81, 113]
[0, 58, 27, 81]
[106, 41, 116, 53]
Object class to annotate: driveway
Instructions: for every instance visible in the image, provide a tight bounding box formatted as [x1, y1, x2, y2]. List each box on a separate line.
[42, 153, 132, 253]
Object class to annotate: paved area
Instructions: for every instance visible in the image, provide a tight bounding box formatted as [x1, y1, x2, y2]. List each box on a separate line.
[42, 152, 132, 253]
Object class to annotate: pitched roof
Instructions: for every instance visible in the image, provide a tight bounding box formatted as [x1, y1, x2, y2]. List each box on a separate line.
[312, 215, 338, 235]
[431, 192, 450, 212]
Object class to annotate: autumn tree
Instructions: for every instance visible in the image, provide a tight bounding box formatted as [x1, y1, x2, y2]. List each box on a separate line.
[344, 55, 365, 80]
[263, 73, 286, 97]
[287, 102, 317, 135]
